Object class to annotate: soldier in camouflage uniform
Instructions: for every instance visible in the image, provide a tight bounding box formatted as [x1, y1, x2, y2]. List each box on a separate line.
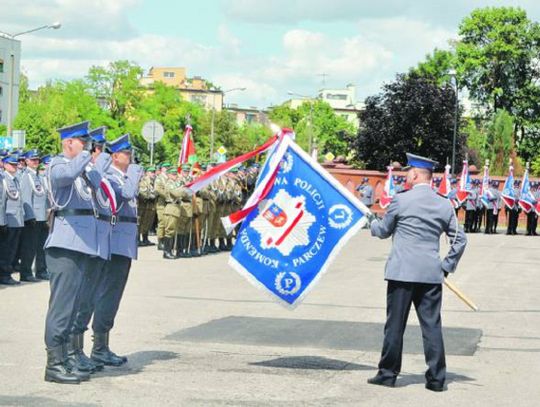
[162, 168, 180, 259]
[138, 166, 157, 246]
[154, 162, 171, 250]
[176, 164, 194, 258]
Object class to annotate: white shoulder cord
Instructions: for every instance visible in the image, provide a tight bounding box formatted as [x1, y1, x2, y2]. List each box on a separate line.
[3, 176, 20, 200]
[27, 171, 45, 197]
[47, 160, 74, 211]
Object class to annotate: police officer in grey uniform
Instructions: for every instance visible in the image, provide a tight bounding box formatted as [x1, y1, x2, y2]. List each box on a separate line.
[18, 149, 48, 282]
[0, 151, 7, 266]
[91, 134, 143, 367]
[0, 154, 24, 285]
[68, 126, 114, 375]
[43, 121, 108, 384]
[35, 155, 52, 279]
[366, 153, 467, 392]
[356, 177, 374, 208]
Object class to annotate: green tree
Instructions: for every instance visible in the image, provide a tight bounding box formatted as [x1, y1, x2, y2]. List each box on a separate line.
[456, 7, 540, 116]
[351, 73, 466, 171]
[268, 100, 354, 157]
[86, 60, 144, 124]
[14, 80, 110, 154]
[412, 48, 456, 86]
[486, 110, 514, 174]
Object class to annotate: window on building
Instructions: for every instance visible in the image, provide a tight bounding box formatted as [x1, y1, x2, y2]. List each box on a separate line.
[0, 59, 3, 73]
[0, 86, 2, 96]
[246, 113, 256, 123]
[325, 93, 347, 100]
[163, 71, 176, 78]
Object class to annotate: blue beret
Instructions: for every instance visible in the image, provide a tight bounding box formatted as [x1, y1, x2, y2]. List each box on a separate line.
[405, 153, 438, 171]
[107, 134, 132, 153]
[89, 126, 106, 144]
[0, 149, 7, 157]
[41, 155, 51, 165]
[57, 121, 90, 140]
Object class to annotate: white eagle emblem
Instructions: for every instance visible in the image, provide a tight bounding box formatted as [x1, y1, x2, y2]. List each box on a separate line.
[250, 189, 316, 256]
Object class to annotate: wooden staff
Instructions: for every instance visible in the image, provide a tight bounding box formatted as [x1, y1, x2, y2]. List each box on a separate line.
[444, 279, 478, 311]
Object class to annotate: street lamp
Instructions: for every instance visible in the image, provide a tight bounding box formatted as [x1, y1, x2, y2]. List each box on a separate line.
[448, 69, 458, 176]
[209, 87, 246, 158]
[287, 91, 316, 154]
[1, 22, 61, 137]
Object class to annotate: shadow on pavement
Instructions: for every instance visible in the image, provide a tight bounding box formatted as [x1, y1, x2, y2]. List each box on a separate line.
[250, 355, 375, 371]
[167, 316, 482, 356]
[93, 350, 179, 378]
[396, 371, 478, 388]
[0, 396, 97, 407]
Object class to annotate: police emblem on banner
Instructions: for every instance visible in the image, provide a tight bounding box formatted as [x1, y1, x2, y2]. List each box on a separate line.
[229, 137, 369, 308]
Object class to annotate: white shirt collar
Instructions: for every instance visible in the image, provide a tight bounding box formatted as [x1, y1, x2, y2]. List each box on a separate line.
[412, 182, 430, 189]
[112, 165, 126, 176]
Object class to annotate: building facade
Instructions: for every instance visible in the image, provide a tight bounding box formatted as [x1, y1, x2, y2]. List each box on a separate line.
[140, 67, 224, 111]
[0, 36, 21, 128]
[285, 84, 364, 129]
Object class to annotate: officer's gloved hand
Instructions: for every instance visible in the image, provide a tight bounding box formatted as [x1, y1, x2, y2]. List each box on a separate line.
[365, 211, 378, 226]
[443, 271, 449, 278]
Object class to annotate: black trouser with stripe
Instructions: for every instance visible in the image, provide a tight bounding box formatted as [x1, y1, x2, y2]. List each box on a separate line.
[0, 227, 22, 277]
[19, 219, 37, 277]
[92, 254, 131, 334]
[376, 280, 446, 385]
[44, 248, 92, 348]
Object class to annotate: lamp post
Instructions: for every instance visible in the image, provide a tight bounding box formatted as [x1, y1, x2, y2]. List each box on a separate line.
[287, 91, 316, 154]
[448, 69, 459, 176]
[209, 86, 246, 158]
[1, 22, 61, 137]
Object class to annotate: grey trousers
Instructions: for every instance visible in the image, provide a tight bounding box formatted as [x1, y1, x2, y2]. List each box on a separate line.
[71, 257, 107, 335]
[44, 248, 92, 348]
[377, 280, 446, 385]
[92, 254, 131, 334]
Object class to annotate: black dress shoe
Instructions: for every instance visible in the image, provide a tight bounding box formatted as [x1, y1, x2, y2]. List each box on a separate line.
[20, 274, 40, 282]
[425, 382, 445, 392]
[367, 375, 396, 387]
[0, 276, 20, 285]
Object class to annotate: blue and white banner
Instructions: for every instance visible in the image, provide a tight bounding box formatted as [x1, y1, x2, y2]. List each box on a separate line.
[229, 136, 369, 308]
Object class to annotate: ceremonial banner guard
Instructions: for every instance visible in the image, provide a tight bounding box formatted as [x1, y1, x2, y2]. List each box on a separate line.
[44, 121, 107, 384]
[367, 153, 467, 392]
[91, 134, 143, 366]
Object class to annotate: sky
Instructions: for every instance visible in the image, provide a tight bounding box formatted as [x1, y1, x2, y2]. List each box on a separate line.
[2, 0, 540, 109]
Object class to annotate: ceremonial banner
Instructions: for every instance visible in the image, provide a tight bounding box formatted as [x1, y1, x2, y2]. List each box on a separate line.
[437, 164, 451, 198]
[229, 136, 369, 308]
[501, 164, 516, 209]
[479, 161, 493, 208]
[519, 167, 536, 213]
[379, 166, 396, 209]
[456, 160, 472, 204]
[178, 124, 196, 166]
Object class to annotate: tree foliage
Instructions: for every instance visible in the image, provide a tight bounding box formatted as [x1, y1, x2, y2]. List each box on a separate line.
[351, 73, 465, 171]
[268, 100, 354, 157]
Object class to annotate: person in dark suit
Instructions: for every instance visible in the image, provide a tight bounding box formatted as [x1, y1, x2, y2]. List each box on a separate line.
[365, 153, 467, 392]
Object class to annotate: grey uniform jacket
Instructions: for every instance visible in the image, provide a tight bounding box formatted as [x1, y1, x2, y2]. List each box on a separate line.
[44, 151, 111, 258]
[107, 164, 143, 260]
[358, 184, 374, 206]
[3, 172, 24, 228]
[371, 184, 467, 284]
[465, 189, 477, 211]
[20, 168, 48, 222]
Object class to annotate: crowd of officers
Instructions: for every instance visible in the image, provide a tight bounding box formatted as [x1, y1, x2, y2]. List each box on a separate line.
[356, 175, 539, 236]
[137, 162, 260, 259]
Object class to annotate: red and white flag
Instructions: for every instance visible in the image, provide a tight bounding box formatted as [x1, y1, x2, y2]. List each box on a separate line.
[178, 124, 196, 166]
[379, 166, 396, 209]
[456, 160, 471, 204]
[437, 164, 451, 198]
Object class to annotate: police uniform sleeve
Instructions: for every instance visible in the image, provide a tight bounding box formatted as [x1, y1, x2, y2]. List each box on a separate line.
[49, 151, 92, 188]
[442, 204, 467, 274]
[108, 164, 144, 200]
[370, 196, 399, 239]
[93, 152, 112, 175]
[20, 172, 35, 220]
